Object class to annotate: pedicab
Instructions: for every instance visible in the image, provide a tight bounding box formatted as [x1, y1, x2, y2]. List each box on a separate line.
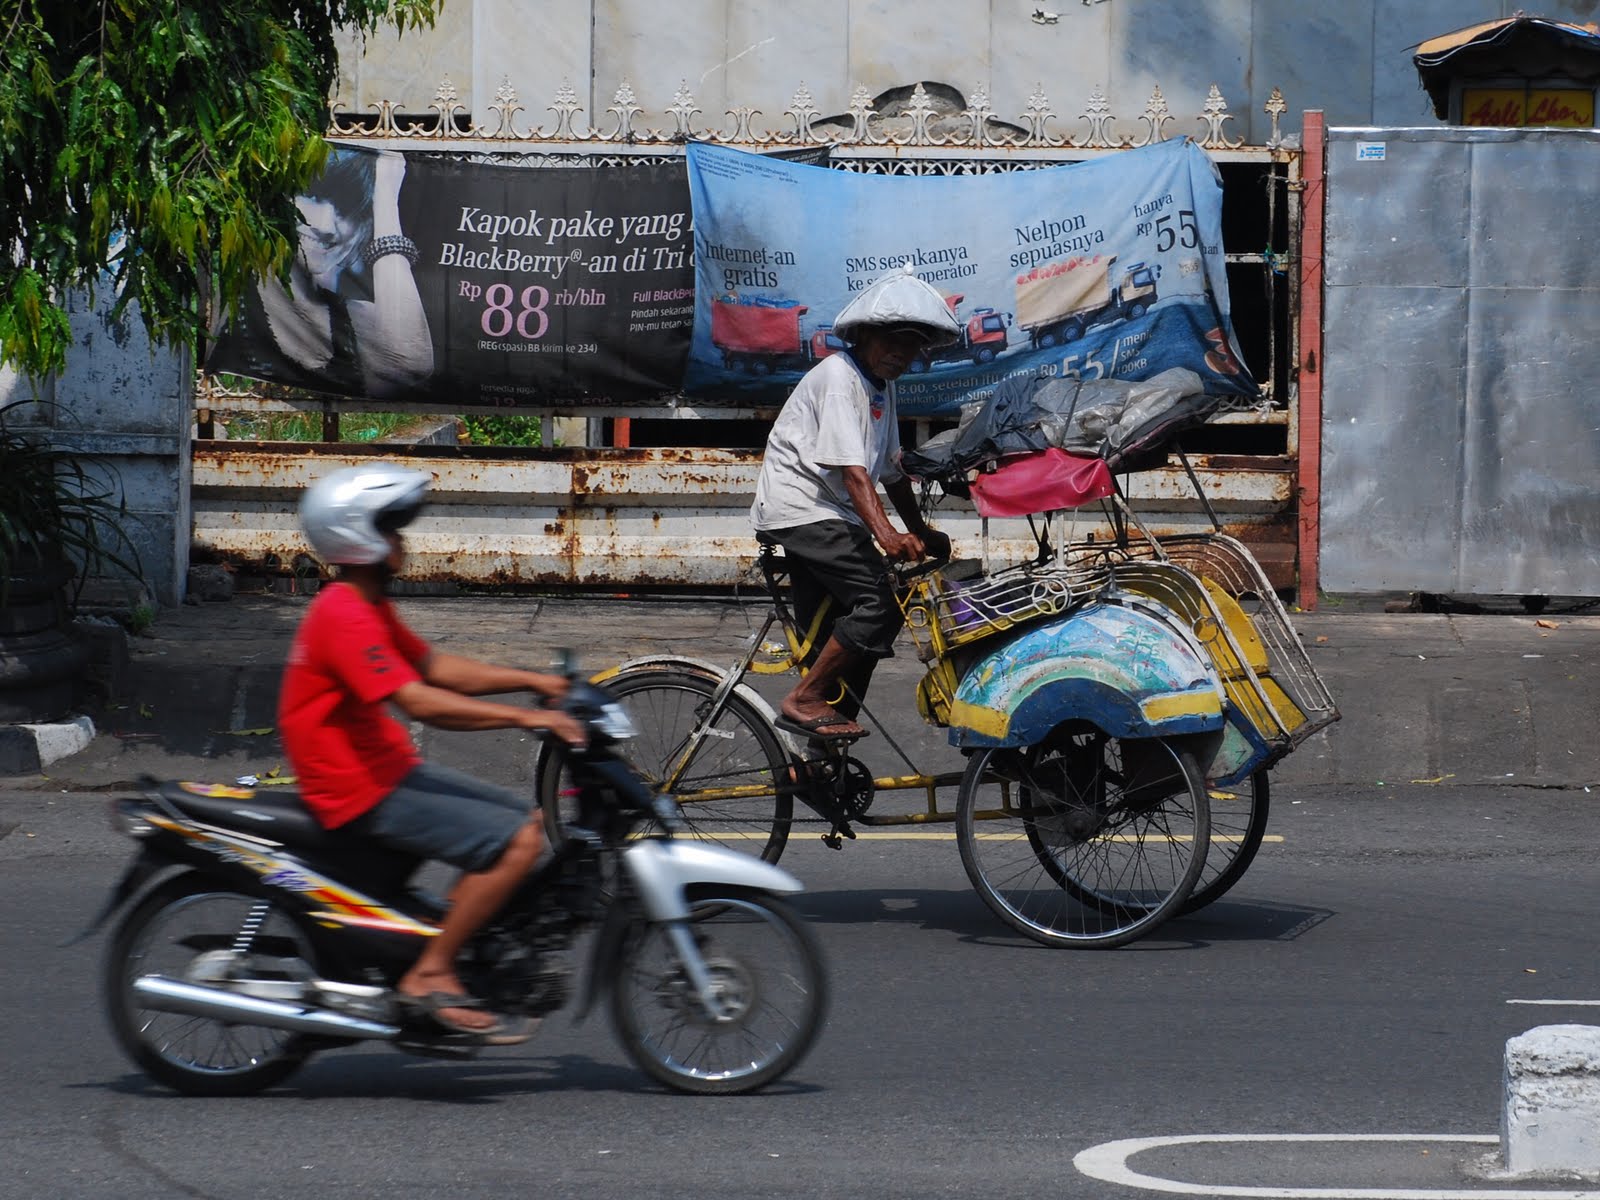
[539, 368, 1339, 948]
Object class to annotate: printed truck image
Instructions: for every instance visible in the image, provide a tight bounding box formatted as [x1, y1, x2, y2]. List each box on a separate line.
[711, 296, 840, 374]
[906, 293, 1010, 372]
[1014, 254, 1160, 349]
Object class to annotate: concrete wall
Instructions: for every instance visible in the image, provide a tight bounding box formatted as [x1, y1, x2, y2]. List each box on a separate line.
[0, 293, 191, 608]
[331, 0, 1600, 146]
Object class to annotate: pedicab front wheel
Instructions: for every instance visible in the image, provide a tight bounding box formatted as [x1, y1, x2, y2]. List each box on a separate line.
[538, 668, 795, 864]
[955, 732, 1210, 948]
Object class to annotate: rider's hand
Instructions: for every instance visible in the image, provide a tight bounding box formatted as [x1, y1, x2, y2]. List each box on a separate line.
[533, 711, 587, 748]
[919, 528, 952, 561]
[880, 530, 926, 563]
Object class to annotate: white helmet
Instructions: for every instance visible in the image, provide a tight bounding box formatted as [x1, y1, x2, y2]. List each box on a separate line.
[299, 463, 429, 565]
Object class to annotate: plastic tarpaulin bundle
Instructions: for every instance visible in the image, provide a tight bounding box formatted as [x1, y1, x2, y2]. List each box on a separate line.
[902, 366, 1215, 503]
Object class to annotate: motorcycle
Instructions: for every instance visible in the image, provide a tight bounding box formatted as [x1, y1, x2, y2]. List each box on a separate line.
[85, 676, 828, 1096]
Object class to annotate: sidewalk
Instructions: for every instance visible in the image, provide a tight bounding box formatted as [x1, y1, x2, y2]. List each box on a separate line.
[7, 591, 1600, 795]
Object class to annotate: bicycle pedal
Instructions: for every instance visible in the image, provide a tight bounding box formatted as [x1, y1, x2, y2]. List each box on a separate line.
[821, 823, 856, 849]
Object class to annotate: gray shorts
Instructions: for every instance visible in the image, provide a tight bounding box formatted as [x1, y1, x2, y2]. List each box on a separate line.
[345, 761, 535, 873]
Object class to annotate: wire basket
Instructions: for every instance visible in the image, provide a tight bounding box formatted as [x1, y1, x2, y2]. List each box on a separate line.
[903, 554, 1113, 658]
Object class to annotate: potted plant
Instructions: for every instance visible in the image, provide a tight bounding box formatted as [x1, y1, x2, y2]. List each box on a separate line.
[0, 398, 141, 722]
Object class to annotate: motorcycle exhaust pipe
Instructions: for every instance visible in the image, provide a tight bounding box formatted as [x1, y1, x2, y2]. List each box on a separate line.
[131, 975, 400, 1040]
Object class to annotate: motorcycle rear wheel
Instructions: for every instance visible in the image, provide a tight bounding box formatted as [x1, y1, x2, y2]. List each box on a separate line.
[105, 874, 319, 1096]
[612, 890, 826, 1095]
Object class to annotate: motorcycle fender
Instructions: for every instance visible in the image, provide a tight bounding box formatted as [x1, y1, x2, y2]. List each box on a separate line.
[621, 840, 804, 924]
[947, 601, 1226, 749]
[64, 847, 171, 947]
[575, 898, 633, 1021]
[591, 654, 806, 759]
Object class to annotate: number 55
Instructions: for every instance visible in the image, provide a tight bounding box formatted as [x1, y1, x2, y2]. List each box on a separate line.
[1062, 350, 1105, 380]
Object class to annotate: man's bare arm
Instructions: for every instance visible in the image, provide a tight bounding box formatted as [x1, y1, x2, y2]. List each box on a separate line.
[389, 680, 583, 744]
[420, 652, 567, 700]
[841, 465, 923, 561]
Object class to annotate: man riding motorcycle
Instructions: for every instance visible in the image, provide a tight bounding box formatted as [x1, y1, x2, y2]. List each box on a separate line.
[278, 463, 583, 1040]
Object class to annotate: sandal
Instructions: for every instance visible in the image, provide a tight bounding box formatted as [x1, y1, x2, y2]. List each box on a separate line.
[774, 712, 869, 742]
[396, 990, 509, 1038]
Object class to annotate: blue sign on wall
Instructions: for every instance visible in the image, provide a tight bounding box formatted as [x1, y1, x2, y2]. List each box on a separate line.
[685, 137, 1256, 415]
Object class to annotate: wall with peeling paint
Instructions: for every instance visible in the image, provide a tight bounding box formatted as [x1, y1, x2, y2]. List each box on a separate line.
[0, 292, 191, 607]
[331, 1, 1600, 147]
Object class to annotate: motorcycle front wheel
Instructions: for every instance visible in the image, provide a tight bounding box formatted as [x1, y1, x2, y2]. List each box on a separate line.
[105, 874, 320, 1096]
[612, 890, 826, 1095]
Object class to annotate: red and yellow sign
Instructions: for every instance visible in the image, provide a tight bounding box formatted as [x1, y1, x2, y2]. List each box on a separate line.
[1462, 87, 1595, 127]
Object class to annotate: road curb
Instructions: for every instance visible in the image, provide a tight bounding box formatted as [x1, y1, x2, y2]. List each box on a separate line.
[0, 715, 96, 776]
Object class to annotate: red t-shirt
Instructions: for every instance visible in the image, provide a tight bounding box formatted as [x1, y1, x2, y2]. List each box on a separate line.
[277, 582, 430, 827]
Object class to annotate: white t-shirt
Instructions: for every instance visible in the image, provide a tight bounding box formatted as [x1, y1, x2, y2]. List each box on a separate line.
[751, 352, 902, 531]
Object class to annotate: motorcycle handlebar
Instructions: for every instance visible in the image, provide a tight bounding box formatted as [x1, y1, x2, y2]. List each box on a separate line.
[553, 673, 688, 835]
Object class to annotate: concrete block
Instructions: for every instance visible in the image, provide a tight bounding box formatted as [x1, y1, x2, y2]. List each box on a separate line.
[1503, 1024, 1600, 1177]
[0, 716, 95, 776]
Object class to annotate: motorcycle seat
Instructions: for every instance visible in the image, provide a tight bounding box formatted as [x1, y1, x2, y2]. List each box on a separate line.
[154, 780, 425, 895]
[157, 780, 338, 845]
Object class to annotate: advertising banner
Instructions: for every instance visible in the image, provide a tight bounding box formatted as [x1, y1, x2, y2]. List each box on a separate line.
[684, 138, 1256, 416]
[208, 146, 696, 406]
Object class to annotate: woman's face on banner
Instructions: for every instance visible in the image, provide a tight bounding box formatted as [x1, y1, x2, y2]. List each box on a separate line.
[294, 196, 362, 292]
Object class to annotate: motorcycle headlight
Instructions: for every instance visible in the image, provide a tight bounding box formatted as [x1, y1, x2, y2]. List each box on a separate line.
[593, 702, 636, 742]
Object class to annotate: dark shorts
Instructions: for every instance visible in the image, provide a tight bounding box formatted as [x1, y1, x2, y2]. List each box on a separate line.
[758, 519, 902, 659]
[344, 761, 534, 874]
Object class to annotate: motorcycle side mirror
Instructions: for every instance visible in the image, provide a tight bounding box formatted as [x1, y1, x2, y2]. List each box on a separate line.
[554, 648, 578, 679]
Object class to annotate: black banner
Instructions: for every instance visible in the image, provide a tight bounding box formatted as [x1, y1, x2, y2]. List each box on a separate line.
[208, 146, 696, 407]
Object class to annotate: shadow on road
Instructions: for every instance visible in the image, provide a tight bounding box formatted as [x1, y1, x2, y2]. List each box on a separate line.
[89, 1051, 825, 1102]
[797, 886, 1334, 949]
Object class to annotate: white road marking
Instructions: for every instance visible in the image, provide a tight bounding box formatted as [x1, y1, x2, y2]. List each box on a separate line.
[1073, 1133, 1600, 1198]
[1507, 999, 1600, 1006]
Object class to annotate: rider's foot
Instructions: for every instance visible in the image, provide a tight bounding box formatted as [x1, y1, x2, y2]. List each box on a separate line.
[777, 702, 866, 740]
[396, 969, 500, 1034]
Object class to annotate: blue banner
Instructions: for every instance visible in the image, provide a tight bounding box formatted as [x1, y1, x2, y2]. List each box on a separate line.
[685, 138, 1255, 415]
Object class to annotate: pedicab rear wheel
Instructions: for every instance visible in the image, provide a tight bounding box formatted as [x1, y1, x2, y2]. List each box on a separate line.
[1182, 769, 1269, 914]
[955, 732, 1209, 948]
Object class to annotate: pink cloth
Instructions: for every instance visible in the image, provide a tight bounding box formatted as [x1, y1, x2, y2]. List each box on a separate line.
[968, 448, 1114, 517]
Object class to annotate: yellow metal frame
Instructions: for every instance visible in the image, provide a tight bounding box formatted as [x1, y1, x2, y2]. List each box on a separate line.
[622, 541, 1311, 829]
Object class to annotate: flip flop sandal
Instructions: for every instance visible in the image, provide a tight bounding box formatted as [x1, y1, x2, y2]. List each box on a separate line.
[478, 1016, 540, 1047]
[396, 991, 508, 1038]
[774, 713, 870, 742]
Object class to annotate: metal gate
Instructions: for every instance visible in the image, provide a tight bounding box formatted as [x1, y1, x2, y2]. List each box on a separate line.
[1319, 125, 1600, 598]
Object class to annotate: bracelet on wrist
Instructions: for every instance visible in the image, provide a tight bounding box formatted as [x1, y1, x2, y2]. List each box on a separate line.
[362, 234, 419, 267]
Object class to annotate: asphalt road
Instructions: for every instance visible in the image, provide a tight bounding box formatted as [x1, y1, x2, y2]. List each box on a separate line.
[3, 783, 1598, 1199]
